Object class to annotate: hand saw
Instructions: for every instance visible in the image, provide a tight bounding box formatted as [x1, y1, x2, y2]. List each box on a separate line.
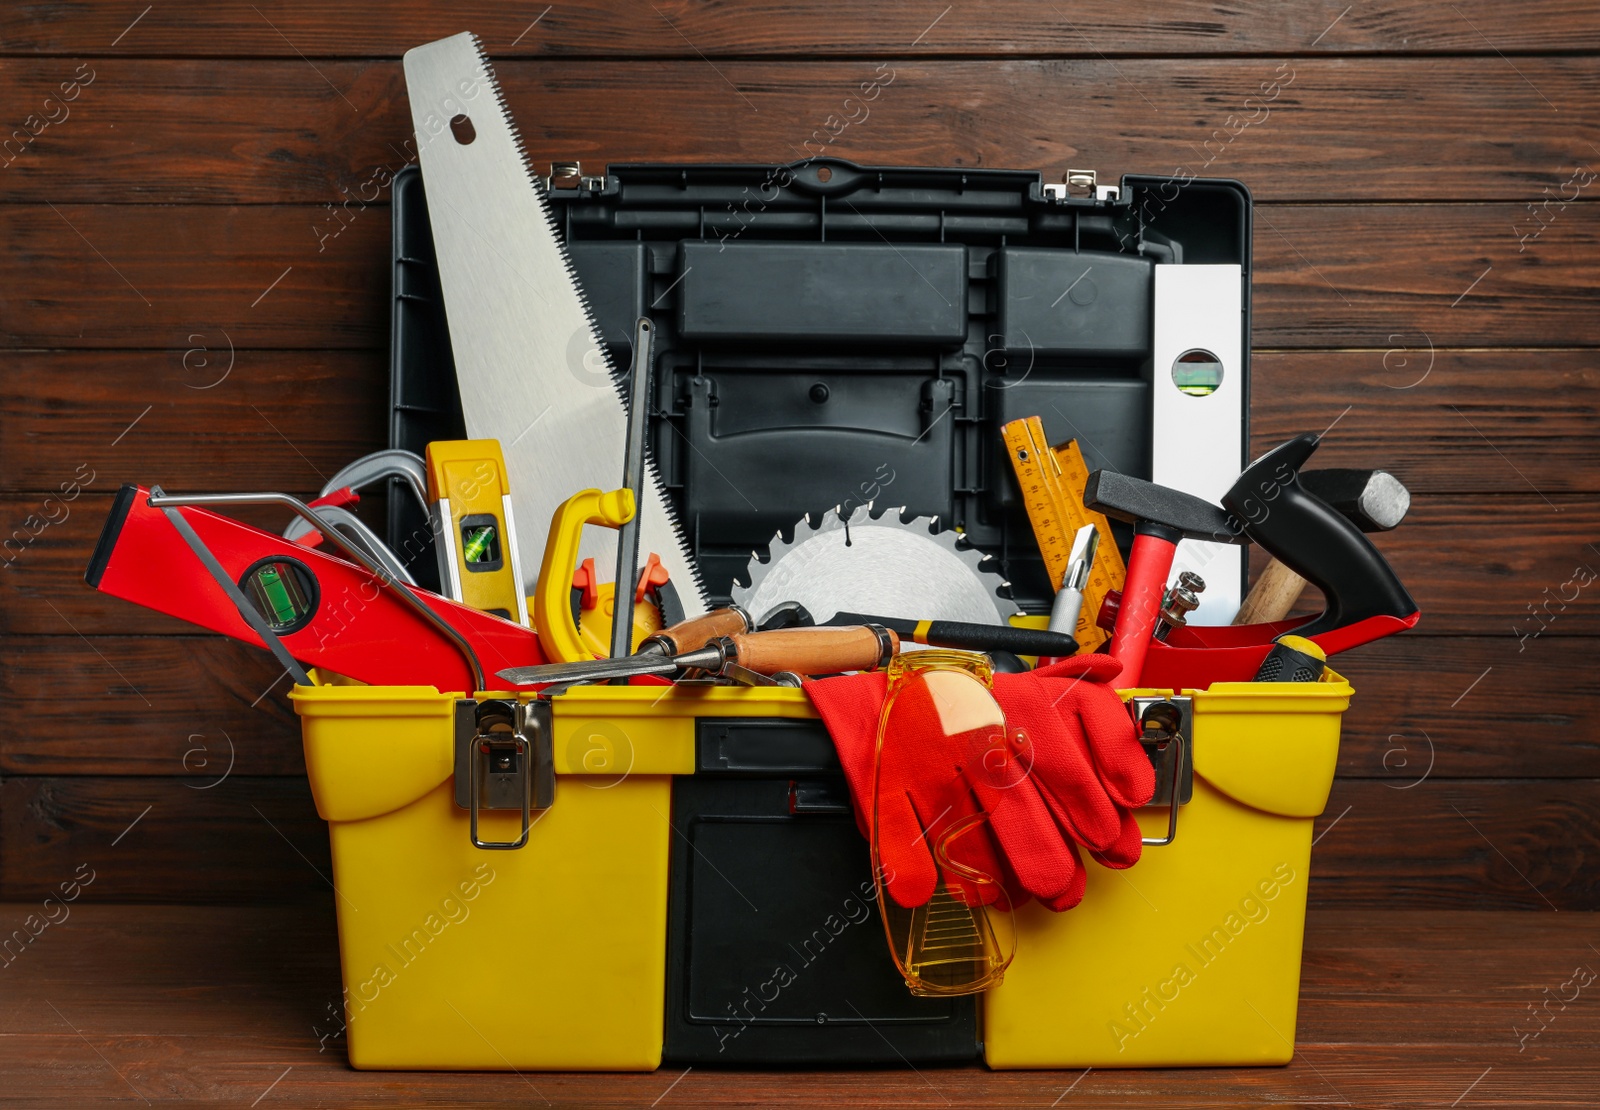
[402, 33, 708, 619]
[1001, 417, 1125, 652]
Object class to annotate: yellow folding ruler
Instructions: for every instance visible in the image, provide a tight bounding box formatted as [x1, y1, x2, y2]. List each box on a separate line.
[1001, 416, 1126, 652]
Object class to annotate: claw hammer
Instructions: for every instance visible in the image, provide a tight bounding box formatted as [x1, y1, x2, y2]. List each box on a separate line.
[1232, 468, 1411, 625]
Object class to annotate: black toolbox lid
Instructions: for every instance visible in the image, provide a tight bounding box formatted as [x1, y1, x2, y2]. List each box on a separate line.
[389, 158, 1250, 610]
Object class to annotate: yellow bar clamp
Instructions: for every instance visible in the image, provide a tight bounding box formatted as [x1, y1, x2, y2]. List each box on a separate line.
[534, 487, 636, 664]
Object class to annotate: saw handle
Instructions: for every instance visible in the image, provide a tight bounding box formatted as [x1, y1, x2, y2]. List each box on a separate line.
[726, 626, 899, 676]
[644, 606, 753, 656]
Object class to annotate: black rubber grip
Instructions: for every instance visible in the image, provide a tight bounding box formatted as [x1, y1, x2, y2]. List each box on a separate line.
[832, 612, 1078, 658]
[925, 620, 1079, 657]
[1223, 434, 1418, 639]
[85, 483, 139, 589]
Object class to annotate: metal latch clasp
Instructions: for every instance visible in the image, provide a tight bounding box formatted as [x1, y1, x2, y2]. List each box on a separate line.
[1131, 695, 1193, 847]
[1044, 168, 1123, 203]
[455, 698, 554, 850]
[1065, 168, 1098, 197]
[547, 160, 607, 192]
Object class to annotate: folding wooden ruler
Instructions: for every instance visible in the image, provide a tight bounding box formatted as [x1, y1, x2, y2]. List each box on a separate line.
[1001, 416, 1127, 652]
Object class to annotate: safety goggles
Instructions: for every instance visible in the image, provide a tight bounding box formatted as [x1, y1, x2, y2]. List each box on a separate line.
[871, 649, 1021, 996]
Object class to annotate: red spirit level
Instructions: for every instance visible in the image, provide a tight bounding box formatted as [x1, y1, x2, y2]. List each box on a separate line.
[86, 485, 545, 692]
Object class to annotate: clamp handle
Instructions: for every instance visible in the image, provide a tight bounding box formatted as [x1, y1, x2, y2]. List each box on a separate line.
[534, 488, 635, 664]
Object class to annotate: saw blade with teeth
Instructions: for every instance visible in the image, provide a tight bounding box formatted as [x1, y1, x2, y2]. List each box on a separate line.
[402, 33, 709, 617]
[732, 503, 1019, 631]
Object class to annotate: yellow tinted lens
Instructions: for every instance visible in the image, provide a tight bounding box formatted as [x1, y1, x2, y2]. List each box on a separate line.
[871, 650, 1016, 996]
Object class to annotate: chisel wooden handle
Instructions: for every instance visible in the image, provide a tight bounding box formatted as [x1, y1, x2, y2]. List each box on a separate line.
[644, 605, 753, 655]
[726, 626, 899, 676]
[1233, 558, 1308, 625]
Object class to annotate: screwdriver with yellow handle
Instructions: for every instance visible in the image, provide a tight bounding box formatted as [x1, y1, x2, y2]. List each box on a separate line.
[497, 624, 898, 687]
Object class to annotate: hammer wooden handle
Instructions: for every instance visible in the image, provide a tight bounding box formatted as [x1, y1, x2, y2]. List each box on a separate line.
[1233, 558, 1308, 625]
[728, 626, 899, 676]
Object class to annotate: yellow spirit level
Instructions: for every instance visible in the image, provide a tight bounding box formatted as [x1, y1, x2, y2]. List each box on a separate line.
[426, 439, 530, 626]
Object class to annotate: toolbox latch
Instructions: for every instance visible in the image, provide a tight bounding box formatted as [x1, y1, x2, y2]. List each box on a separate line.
[1045, 168, 1122, 203]
[1131, 695, 1192, 847]
[454, 698, 555, 850]
[547, 160, 606, 192]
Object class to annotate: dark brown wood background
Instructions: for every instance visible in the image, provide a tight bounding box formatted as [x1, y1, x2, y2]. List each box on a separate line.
[2, 1, 1596, 910]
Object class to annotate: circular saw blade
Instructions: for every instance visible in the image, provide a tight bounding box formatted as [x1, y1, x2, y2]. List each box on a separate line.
[732, 504, 1019, 629]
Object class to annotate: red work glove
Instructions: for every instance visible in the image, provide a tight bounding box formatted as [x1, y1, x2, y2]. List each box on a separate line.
[991, 654, 1156, 904]
[800, 668, 1019, 910]
[806, 653, 1155, 913]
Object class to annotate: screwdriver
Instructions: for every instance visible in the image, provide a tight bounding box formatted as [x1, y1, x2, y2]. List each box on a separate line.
[758, 600, 1078, 658]
[827, 612, 1077, 658]
[1252, 635, 1326, 683]
[1047, 524, 1099, 643]
[498, 624, 899, 687]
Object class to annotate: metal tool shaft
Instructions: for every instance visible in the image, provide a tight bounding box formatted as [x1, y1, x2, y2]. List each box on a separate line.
[610, 317, 654, 661]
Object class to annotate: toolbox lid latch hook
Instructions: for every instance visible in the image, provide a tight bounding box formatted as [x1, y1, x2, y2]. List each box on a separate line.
[1132, 695, 1192, 848]
[458, 698, 554, 850]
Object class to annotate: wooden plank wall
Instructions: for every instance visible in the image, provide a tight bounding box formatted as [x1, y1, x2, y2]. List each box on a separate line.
[1, 2, 1596, 908]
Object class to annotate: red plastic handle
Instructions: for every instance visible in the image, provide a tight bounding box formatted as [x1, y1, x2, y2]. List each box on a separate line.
[1108, 531, 1178, 685]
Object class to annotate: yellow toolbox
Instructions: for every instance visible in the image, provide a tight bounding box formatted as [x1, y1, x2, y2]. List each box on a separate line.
[983, 674, 1350, 1068]
[293, 678, 815, 1070]
[292, 668, 1349, 1071]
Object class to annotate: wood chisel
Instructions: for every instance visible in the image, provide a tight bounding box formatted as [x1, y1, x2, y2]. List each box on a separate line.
[636, 605, 754, 656]
[1001, 417, 1124, 651]
[498, 625, 899, 687]
[425, 439, 530, 625]
[402, 33, 708, 618]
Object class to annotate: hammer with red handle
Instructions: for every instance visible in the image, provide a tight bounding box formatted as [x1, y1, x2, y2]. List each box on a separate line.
[1081, 470, 1247, 685]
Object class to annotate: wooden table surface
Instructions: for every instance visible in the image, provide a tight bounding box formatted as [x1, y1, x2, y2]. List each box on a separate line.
[1, 904, 1595, 1107]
